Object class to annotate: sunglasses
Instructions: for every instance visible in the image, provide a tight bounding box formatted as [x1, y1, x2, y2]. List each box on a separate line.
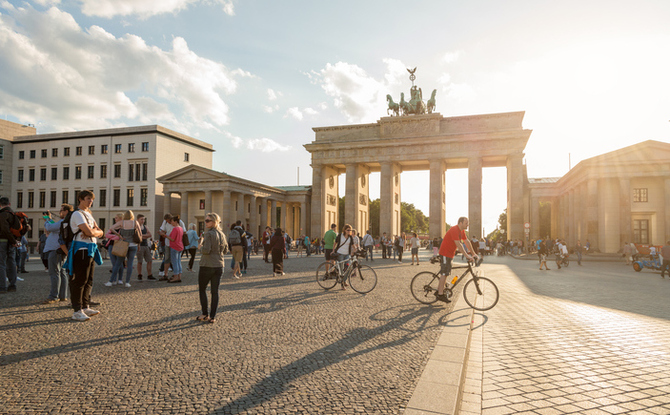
[204, 219, 213, 223]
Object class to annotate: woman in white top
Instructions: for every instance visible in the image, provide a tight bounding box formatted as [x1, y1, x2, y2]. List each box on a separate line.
[409, 232, 420, 265]
[105, 210, 141, 287]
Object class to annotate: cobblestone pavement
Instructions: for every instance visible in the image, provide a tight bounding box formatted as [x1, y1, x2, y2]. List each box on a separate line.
[460, 256, 670, 415]
[1, 250, 458, 415]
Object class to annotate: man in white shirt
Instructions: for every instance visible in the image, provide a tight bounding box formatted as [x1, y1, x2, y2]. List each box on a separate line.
[158, 213, 186, 279]
[361, 230, 374, 261]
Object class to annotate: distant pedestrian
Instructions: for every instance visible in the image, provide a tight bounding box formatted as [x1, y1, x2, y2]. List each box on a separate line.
[185, 223, 199, 272]
[409, 232, 420, 265]
[269, 227, 286, 277]
[660, 241, 670, 279]
[539, 240, 550, 270]
[42, 204, 73, 304]
[166, 215, 184, 283]
[361, 230, 374, 261]
[323, 223, 337, 262]
[196, 213, 228, 323]
[575, 240, 583, 266]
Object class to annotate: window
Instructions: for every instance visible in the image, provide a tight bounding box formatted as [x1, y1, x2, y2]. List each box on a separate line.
[114, 164, 121, 178]
[113, 189, 120, 207]
[16, 192, 23, 209]
[63, 166, 69, 180]
[88, 145, 95, 155]
[73, 190, 79, 206]
[75, 146, 82, 156]
[184, 152, 190, 162]
[87, 165, 94, 179]
[0, 145, 4, 159]
[52, 148, 58, 157]
[135, 164, 141, 182]
[30, 150, 36, 159]
[40, 168, 47, 181]
[51, 167, 57, 181]
[100, 164, 107, 179]
[18, 170, 23, 182]
[99, 218, 106, 230]
[50, 191, 57, 208]
[75, 166, 82, 180]
[101, 144, 108, 154]
[64, 147, 70, 156]
[18, 150, 24, 159]
[633, 188, 648, 203]
[29, 169, 35, 182]
[128, 143, 135, 153]
[633, 219, 649, 244]
[127, 188, 134, 206]
[140, 188, 148, 206]
[39, 191, 46, 208]
[0, 170, 3, 184]
[41, 149, 47, 158]
[28, 191, 34, 208]
[128, 163, 134, 181]
[99, 189, 107, 207]
[141, 142, 149, 152]
[142, 162, 148, 181]
[115, 144, 122, 154]
[62, 190, 69, 204]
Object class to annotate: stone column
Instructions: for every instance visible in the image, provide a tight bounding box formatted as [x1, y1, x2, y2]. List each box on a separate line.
[222, 190, 232, 229]
[205, 190, 213, 214]
[550, 197, 559, 238]
[180, 191, 189, 227]
[249, 195, 258, 236]
[260, 198, 268, 229]
[429, 160, 446, 239]
[300, 201, 307, 236]
[345, 164, 357, 228]
[530, 195, 540, 240]
[310, 164, 323, 239]
[568, 189, 575, 246]
[506, 153, 524, 240]
[283, 202, 291, 234]
[237, 193, 245, 224]
[619, 178, 632, 246]
[468, 157, 483, 239]
[163, 190, 172, 218]
[586, 179, 599, 249]
[271, 200, 277, 228]
[380, 162, 402, 237]
[665, 178, 670, 244]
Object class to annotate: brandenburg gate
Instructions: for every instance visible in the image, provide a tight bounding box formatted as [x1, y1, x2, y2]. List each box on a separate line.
[304, 111, 532, 240]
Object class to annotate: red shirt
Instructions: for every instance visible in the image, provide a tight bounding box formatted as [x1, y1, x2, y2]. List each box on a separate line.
[439, 226, 467, 258]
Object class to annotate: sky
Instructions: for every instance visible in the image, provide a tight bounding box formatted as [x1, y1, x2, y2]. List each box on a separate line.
[2, 0, 670, 235]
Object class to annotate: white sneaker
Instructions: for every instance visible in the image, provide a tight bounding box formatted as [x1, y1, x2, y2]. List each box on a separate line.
[117, 280, 124, 285]
[104, 282, 113, 287]
[125, 283, 131, 288]
[158, 271, 165, 277]
[82, 308, 100, 316]
[72, 310, 91, 321]
[16, 277, 24, 281]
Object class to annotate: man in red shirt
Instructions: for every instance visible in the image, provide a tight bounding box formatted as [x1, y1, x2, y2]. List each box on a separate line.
[436, 217, 479, 302]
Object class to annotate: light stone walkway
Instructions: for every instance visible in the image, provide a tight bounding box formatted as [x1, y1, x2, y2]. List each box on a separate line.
[459, 257, 670, 415]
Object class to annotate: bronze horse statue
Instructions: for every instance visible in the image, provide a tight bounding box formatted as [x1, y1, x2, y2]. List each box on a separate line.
[427, 89, 437, 114]
[386, 94, 400, 116]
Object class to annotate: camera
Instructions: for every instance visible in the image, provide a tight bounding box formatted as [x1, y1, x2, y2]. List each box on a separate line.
[42, 211, 49, 216]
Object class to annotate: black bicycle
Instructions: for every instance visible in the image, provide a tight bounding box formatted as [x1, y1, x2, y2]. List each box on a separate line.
[316, 250, 378, 294]
[410, 257, 499, 311]
[555, 254, 569, 268]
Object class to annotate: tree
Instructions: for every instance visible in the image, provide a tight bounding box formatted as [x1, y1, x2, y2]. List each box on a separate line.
[337, 197, 429, 236]
[486, 209, 507, 242]
[369, 199, 380, 236]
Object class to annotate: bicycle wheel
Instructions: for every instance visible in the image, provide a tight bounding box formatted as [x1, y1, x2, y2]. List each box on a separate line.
[410, 272, 439, 304]
[463, 276, 499, 311]
[316, 262, 338, 290]
[564, 258, 569, 267]
[348, 264, 378, 294]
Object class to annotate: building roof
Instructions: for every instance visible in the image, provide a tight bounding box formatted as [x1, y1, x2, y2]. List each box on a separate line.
[275, 186, 311, 192]
[528, 177, 561, 184]
[12, 124, 214, 152]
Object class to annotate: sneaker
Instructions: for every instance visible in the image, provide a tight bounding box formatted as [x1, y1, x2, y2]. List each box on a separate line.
[104, 282, 113, 287]
[137, 274, 143, 280]
[158, 271, 165, 277]
[16, 276, 24, 281]
[147, 275, 156, 280]
[82, 308, 100, 316]
[118, 280, 124, 285]
[398, 261, 402, 264]
[59, 298, 68, 302]
[125, 283, 131, 288]
[7, 285, 16, 292]
[435, 293, 451, 303]
[42, 298, 59, 304]
[72, 310, 91, 321]
[89, 300, 101, 306]
[242, 270, 247, 274]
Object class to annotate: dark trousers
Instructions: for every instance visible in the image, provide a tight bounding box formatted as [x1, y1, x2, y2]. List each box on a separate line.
[398, 247, 404, 261]
[272, 249, 283, 273]
[263, 244, 270, 262]
[187, 247, 197, 270]
[662, 260, 670, 277]
[198, 266, 222, 319]
[69, 250, 95, 311]
[242, 247, 248, 270]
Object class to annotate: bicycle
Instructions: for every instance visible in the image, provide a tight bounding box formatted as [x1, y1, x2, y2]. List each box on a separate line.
[410, 257, 499, 311]
[555, 254, 569, 268]
[316, 250, 378, 294]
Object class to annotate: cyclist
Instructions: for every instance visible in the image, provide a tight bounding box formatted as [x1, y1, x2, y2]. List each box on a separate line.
[332, 224, 354, 289]
[435, 217, 479, 303]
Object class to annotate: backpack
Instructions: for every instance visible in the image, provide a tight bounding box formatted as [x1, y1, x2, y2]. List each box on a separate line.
[228, 228, 241, 245]
[286, 235, 292, 244]
[9, 211, 29, 238]
[59, 210, 80, 254]
[181, 230, 190, 247]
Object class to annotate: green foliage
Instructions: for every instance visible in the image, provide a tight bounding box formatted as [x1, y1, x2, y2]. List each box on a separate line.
[336, 197, 428, 236]
[369, 199, 380, 236]
[486, 209, 507, 242]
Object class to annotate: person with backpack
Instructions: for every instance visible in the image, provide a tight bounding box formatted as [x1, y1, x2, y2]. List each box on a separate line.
[228, 222, 244, 279]
[66, 190, 104, 321]
[42, 204, 74, 304]
[196, 212, 228, 323]
[0, 196, 20, 293]
[105, 210, 142, 288]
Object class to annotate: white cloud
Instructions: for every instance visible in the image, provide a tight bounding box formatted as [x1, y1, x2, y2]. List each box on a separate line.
[31, 0, 61, 5]
[246, 138, 290, 152]
[303, 107, 317, 116]
[263, 105, 279, 113]
[286, 107, 303, 120]
[441, 51, 461, 64]
[77, 0, 235, 19]
[267, 88, 279, 101]
[0, 5, 242, 132]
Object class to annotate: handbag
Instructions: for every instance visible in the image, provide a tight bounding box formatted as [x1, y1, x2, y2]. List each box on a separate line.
[182, 230, 190, 247]
[133, 224, 142, 244]
[112, 239, 129, 257]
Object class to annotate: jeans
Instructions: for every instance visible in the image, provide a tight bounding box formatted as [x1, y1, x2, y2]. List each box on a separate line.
[0, 240, 17, 290]
[18, 251, 27, 271]
[199, 267, 222, 319]
[47, 250, 68, 300]
[366, 245, 373, 261]
[170, 248, 183, 274]
[160, 246, 172, 272]
[110, 245, 138, 284]
[661, 260, 670, 277]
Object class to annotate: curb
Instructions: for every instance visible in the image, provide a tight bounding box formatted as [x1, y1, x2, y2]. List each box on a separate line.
[404, 291, 475, 415]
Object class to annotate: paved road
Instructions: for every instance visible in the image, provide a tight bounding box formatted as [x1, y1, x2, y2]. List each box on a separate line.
[1, 250, 455, 415]
[460, 256, 670, 415]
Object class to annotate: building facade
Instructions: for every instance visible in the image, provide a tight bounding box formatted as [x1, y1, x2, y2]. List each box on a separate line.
[10, 124, 213, 242]
[0, 120, 37, 197]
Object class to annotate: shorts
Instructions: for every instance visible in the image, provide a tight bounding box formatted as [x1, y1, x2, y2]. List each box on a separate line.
[325, 249, 333, 261]
[411, 247, 419, 255]
[136, 245, 152, 263]
[439, 256, 453, 276]
[232, 245, 244, 263]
